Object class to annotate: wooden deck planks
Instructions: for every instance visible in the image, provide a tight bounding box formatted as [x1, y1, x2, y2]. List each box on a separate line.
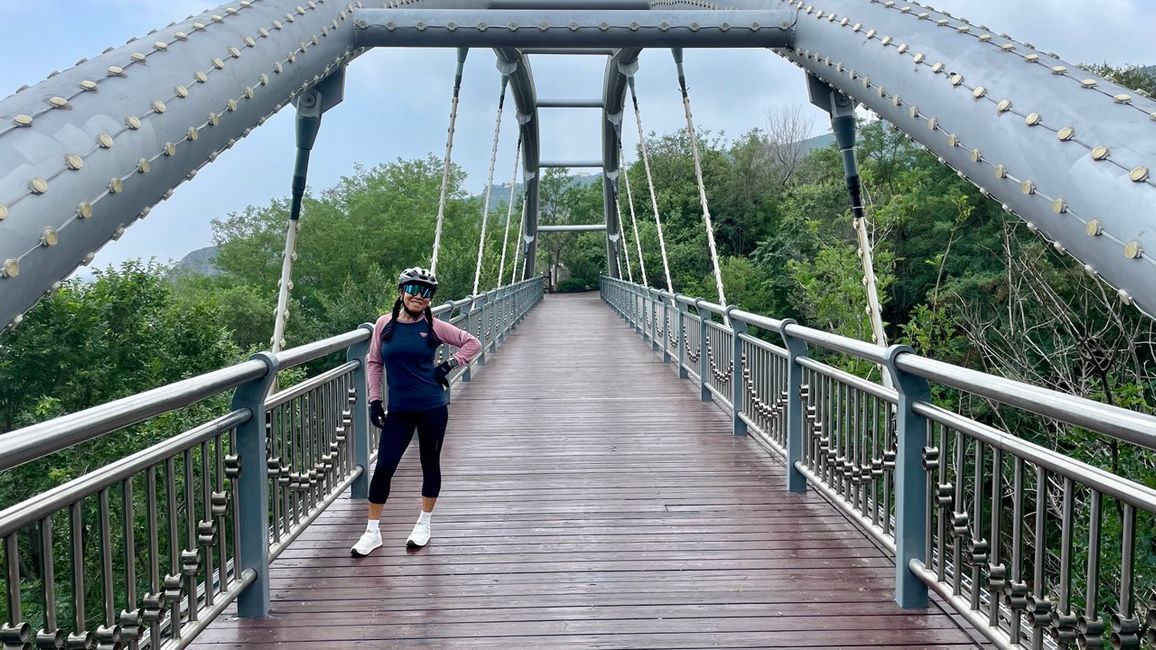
[190, 292, 980, 648]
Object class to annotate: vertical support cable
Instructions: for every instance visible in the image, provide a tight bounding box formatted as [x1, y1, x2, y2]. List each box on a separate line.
[431, 48, 470, 275]
[829, 102, 893, 389]
[626, 75, 672, 292]
[271, 91, 324, 359]
[671, 48, 726, 312]
[614, 187, 634, 284]
[620, 147, 648, 288]
[497, 136, 523, 288]
[511, 201, 527, 286]
[473, 75, 511, 295]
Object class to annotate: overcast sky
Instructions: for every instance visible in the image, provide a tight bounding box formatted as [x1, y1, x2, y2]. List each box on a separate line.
[2, 0, 1154, 271]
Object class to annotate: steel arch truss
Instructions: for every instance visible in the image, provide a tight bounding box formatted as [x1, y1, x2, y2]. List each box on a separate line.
[2, 0, 1154, 330]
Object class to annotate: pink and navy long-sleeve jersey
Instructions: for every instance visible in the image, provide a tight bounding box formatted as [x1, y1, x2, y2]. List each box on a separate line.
[366, 313, 481, 411]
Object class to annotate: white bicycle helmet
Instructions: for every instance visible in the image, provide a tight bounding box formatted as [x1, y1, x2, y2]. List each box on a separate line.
[398, 266, 438, 289]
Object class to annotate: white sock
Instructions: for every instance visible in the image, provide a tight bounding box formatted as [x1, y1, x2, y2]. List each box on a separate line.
[417, 511, 432, 526]
[366, 519, 379, 533]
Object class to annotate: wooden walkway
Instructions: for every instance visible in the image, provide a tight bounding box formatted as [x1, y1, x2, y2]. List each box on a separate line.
[191, 293, 982, 648]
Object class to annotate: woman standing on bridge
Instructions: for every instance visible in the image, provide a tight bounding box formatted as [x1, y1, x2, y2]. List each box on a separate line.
[351, 266, 481, 556]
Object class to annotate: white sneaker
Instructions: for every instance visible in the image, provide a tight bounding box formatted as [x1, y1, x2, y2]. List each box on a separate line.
[406, 521, 431, 549]
[350, 529, 382, 557]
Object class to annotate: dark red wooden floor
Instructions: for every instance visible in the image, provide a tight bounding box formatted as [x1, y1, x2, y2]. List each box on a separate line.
[189, 292, 981, 648]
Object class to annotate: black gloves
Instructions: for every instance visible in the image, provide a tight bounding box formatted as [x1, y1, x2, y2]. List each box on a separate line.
[433, 358, 459, 388]
[369, 400, 386, 429]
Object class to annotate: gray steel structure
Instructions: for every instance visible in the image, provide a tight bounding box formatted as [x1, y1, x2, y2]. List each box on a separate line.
[1, 0, 1155, 332]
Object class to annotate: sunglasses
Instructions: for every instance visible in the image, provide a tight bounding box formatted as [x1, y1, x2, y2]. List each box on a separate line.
[401, 283, 435, 299]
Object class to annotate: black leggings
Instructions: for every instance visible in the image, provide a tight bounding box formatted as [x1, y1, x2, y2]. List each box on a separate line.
[368, 406, 449, 504]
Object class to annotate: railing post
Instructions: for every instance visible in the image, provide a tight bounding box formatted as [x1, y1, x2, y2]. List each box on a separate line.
[231, 351, 279, 618]
[778, 320, 807, 493]
[697, 299, 712, 402]
[346, 324, 373, 500]
[660, 295, 671, 363]
[883, 345, 930, 609]
[650, 289, 660, 353]
[726, 306, 747, 437]
[675, 296, 688, 379]
[477, 296, 488, 365]
[633, 285, 642, 333]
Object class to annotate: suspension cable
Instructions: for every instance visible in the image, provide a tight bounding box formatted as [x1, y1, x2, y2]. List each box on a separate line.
[627, 76, 673, 293]
[496, 135, 522, 288]
[672, 48, 727, 310]
[472, 75, 511, 295]
[620, 146, 648, 287]
[510, 200, 527, 285]
[614, 179, 635, 283]
[430, 48, 469, 275]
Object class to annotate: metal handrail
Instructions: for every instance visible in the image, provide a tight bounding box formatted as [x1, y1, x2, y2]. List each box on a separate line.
[0, 360, 268, 473]
[0, 276, 546, 648]
[600, 276, 1156, 650]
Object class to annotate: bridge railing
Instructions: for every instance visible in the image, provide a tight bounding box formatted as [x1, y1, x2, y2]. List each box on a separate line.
[0, 277, 544, 649]
[601, 276, 1156, 650]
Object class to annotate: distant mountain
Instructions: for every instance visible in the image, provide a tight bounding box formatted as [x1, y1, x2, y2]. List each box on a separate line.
[797, 132, 836, 155]
[173, 246, 221, 277]
[474, 172, 601, 210]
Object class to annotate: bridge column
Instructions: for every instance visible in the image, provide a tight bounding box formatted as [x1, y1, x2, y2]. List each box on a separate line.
[777, 320, 807, 493]
[231, 352, 280, 618]
[884, 345, 931, 609]
[347, 325, 373, 500]
[726, 306, 747, 437]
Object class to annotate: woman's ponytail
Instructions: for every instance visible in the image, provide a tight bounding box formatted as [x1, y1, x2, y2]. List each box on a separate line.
[380, 298, 402, 342]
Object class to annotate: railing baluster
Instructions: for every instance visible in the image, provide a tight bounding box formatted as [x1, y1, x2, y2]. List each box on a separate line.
[1111, 504, 1138, 650]
[2, 534, 28, 647]
[145, 467, 161, 644]
[200, 440, 216, 613]
[165, 456, 181, 640]
[1079, 491, 1103, 647]
[121, 478, 138, 650]
[183, 448, 199, 625]
[98, 488, 115, 644]
[39, 516, 60, 647]
[1010, 457, 1025, 643]
[1032, 465, 1048, 650]
[4, 535, 21, 634]
[970, 440, 984, 612]
[987, 448, 1003, 629]
[69, 502, 88, 648]
[1055, 477, 1076, 646]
